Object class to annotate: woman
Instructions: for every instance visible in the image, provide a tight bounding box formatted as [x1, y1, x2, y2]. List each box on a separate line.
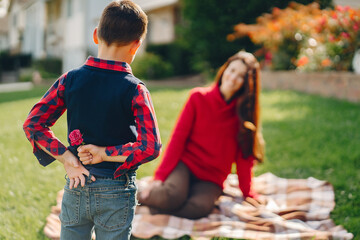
[138, 51, 265, 219]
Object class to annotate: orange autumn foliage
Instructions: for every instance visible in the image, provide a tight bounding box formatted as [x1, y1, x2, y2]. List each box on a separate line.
[229, 2, 360, 71]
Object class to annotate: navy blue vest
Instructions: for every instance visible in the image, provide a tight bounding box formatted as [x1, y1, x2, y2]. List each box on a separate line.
[64, 64, 143, 177]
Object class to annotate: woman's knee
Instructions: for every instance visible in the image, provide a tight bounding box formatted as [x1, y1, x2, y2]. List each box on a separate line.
[139, 184, 186, 210]
[185, 198, 216, 219]
[161, 184, 188, 210]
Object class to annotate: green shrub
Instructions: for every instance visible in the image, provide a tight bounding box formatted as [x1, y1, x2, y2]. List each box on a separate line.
[18, 54, 32, 68]
[0, 52, 32, 71]
[32, 58, 62, 79]
[0, 52, 32, 82]
[146, 41, 195, 76]
[132, 52, 174, 80]
[271, 38, 300, 70]
[19, 73, 32, 82]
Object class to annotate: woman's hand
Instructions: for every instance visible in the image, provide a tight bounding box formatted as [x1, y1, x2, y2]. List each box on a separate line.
[139, 179, 163, 200]
[78, 144, 106, 165]
[244, 192, 266, 206]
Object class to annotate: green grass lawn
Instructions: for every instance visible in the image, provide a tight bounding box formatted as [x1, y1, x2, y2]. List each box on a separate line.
[0, 85, 359, 240]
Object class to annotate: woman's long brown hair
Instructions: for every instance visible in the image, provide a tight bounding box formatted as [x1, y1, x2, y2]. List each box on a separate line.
[214, 51, 265, 162]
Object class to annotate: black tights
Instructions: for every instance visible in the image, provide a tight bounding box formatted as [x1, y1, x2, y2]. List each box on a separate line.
[138, 161, 222, 219]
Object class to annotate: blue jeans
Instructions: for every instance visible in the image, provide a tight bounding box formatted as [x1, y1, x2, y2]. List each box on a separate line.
[60, 172, 137, 240]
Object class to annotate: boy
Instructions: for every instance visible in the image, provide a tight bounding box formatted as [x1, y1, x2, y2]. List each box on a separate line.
[23, 1, 161, 239]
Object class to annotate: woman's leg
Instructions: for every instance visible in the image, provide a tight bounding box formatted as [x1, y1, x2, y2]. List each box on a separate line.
[139, 161, 190, 211]
[168, 180, 222, 219]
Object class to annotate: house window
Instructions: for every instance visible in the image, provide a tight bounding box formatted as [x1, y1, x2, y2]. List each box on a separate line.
[13, 14, 17, 26]
[147, 20, 152, 42]
[67, 0, 73, 17]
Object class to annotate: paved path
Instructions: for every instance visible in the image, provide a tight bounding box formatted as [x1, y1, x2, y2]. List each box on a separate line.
[0, 74, 206, 94]
[0, 82, 34, 93]
[145, 74, 206, 88]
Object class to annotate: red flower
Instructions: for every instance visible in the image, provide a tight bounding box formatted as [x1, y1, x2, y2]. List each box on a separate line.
[341, 32, 350, 39]
[331, 12, 338, 19]
[353, 24, 359, 32]
[297, 56, 309, 67]
[329, 35, 336, 42]
[69, 129, 84, 146]
[321, 58, 332, 67]
[265, 51, 273, 61]
[336, 5, 345, 12]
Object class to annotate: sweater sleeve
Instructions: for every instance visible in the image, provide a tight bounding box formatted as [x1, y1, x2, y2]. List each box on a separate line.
[154, 91, 196, 181]
[236, 154, 256, 198]
[23, 73, 68, 166]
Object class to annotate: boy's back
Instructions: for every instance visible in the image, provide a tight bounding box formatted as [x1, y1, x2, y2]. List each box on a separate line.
[66, 58, 139, 147]
[65, 57, 143, 177]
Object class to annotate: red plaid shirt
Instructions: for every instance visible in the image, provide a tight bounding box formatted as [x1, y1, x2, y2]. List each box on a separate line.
[23, 57, 161, 176]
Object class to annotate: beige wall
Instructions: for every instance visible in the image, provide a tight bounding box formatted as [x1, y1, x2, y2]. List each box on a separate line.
[333, 0, 360, 8]
[147, 6, 176, 44]
[261, 71, 360, 103]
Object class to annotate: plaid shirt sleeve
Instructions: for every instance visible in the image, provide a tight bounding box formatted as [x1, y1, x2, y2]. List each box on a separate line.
[23, 73, 68, 166]
[106, 84, 162, 177]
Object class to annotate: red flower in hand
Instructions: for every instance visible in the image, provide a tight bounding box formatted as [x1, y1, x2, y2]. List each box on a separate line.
[69, 129, 84, 146]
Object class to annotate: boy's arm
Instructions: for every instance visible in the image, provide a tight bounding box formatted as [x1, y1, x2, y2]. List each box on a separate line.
[23, 74, 68, 166]
[78, 145, 127, 164]
[79, 84, 161, 177]
[110, 84, 161, 177]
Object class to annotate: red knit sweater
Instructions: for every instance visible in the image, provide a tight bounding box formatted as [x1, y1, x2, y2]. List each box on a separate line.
[154, 84, 255, 198]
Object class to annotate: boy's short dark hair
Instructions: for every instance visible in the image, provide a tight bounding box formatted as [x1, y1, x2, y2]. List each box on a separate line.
[98, 0, 148, 46]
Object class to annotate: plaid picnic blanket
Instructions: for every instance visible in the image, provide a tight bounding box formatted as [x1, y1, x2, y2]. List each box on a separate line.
[44, 173, 354, 240]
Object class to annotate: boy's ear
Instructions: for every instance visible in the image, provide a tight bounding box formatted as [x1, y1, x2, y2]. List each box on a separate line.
[93, 27, 99, 45]
[130, 40, 141, 55]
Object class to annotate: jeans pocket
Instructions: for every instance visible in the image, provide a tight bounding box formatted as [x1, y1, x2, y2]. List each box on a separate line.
[59, 188, 81, 226]
[94, 189, 136, 231]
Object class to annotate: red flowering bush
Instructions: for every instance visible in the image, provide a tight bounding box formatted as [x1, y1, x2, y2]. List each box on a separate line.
[69, 129, 84, 146]
[228, 2, 360, 71]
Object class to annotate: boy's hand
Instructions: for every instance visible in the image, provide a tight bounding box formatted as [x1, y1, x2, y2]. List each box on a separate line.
[62, 152, 96, 189]
[64, 161, 96, 189]
[78, 144, 105, 165]
[59, 150, 80, 168]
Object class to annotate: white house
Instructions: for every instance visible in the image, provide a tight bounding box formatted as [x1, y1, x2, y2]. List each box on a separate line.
[7, 0, 113, 71]
[22, 0, 46, 58]
[61, 0, 113, 71]
[0, 0, 9, 51]
[0, 16, 9, 51]
[61, 0, 180, 71]
[6, 0, 179, 72]
[7, 0, 27, 55]
[43, 0, 63, 58]
[133, 0, 179, 45]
